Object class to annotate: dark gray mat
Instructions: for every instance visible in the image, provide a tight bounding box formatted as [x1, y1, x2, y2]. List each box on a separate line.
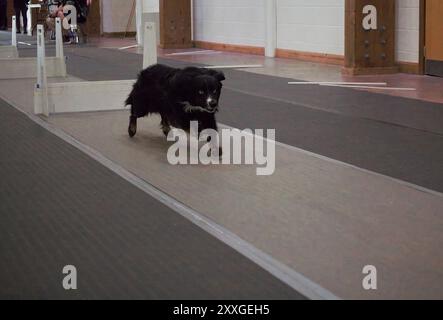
[0, 99, 305, 300]
[215, 67, 443, 136]
[219, 89, 443, 193]
[14, 45, 443, 192]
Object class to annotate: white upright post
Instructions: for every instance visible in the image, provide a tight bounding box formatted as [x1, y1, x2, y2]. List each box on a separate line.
[190, 0, 194, 41]
[265, 0, 277, 58]
[37, 26, 46, 90]
[55, 17, 63, 58]
[27, 6, 31, 36]
[143, 22, 157, 69]
[35, 25, 49, 116]
[55, 17, 67, 77]
[12, 16, 17, 47]
[136, 0, 143, 46]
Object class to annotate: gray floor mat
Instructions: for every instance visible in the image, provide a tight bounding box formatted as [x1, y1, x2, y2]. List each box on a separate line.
[0, 99, 305, 300]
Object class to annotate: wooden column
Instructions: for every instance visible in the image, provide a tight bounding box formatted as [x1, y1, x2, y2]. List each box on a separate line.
[425, 0, 443, 76]
[159, 0, 192, 49]
[6, 0, 14, 28]
[28, 0, 39, 34]
[84, 0, 101, 36]
[343, 0, 398, 75]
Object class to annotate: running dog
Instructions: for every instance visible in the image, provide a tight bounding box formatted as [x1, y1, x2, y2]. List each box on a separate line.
[126, 64, 225, 141]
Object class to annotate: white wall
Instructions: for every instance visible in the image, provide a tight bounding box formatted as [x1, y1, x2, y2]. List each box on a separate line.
[191, 0, 420, 64]
[87, 1, 425, 64]
[143, 0, 159, 13]
[276, 0, 345, 55]
[101, 0, 136, 33]
[395, 0, 420, 63]
[192, 0, 345, 54]
[193, 0, 266, 47]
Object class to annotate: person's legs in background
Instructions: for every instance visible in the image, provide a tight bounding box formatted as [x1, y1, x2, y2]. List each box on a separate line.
[45, 16, 55, 39]
[46, 8, 70, 42]
[14, 4, 20, 32]
[78, 22, 87, 43]
[14, 2, 27, 33]
[20, 2, 27, 33]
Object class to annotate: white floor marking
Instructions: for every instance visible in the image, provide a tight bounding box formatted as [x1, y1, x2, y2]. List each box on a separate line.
[288, 81, 387, 86]
[165, 50, 222, 56]
[205, 64, 264, 69]
[320, 84, 417, 91]
[118, 44, 139, 50]
[18, 41, 32, 46]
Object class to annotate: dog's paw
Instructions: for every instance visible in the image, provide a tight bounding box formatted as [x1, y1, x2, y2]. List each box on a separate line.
[128, 124, 137, 138]
[162, 128, 171, 137]
[128, 116, 137, 138]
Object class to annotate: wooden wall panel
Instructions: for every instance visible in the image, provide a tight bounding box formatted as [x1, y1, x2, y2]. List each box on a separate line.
[344, 0, 398, 75]
[84, 0, 101, 36]
[6, 0, 14, 28]
[425, 0, 443, 61]
[159, 0, 192, 49]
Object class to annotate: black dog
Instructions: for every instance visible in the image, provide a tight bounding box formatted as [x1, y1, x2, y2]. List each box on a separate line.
[126, 64, 225, 142]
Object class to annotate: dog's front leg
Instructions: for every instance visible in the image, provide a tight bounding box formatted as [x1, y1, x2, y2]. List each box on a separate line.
[128, 115, 137, 138]
[161, 116, 171, 137]
[200, 117, 222, 157]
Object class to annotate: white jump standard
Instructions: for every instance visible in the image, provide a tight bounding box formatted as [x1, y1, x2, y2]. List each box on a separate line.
[0, 18, 66, 80]
[34, 22, 158, 116]
[0, 16, 18, 59]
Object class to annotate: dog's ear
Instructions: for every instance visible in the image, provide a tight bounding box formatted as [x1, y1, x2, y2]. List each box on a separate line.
[206, 69, 226, 82]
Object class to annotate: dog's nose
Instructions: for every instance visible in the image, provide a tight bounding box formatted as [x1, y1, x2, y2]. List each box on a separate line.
[209, 100, 218, 109]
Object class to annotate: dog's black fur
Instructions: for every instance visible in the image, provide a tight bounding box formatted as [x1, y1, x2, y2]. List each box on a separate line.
[126, 64, 225, 140]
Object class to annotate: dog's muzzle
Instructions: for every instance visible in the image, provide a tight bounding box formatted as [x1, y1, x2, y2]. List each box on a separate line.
[207, 107, 218, 113]
[182, 102, 218, 113]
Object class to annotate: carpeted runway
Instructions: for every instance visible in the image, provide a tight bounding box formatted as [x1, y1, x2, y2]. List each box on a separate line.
[0, 99, 305, 300]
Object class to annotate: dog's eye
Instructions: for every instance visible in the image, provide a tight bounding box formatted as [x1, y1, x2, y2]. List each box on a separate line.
[198, 90, 204, 95]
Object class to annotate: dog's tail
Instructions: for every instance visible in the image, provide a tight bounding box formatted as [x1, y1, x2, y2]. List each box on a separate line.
[125, 92, 134, 107]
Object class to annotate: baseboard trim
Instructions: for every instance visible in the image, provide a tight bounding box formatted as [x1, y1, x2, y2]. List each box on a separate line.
[342, 66, 400, 76]
[193, 40, 265, 56]
[397, 61, 421, 74]
[102, 32, 136, 38]
[192, 42, 420, 75]
[276, 48, 344, 65]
